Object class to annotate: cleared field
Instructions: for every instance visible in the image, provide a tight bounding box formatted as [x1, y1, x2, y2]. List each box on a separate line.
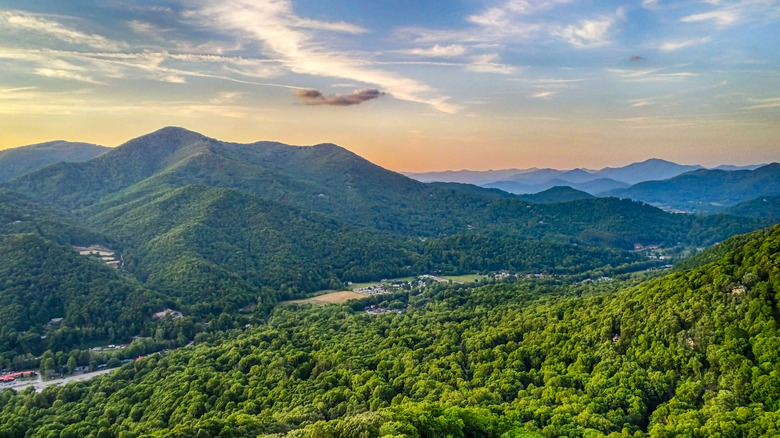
[281, 291, 365, 306]
[442, 274, 486, 283]
[349, 281, 380, 290]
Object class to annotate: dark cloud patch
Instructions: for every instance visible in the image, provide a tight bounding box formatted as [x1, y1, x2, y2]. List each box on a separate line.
[630, 55, 644, 62]
[294, 88, 385, 106]
[295, 89, 323, 99]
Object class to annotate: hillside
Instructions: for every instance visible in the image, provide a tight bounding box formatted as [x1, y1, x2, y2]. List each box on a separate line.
[610, 163, 780, 213]
[520, 186, 595, 203]
[0, 189, 110, 246]
[5, 127, 771, 252]
[1, 225, 778, 437]
[85, 184, 423, 311]
[5, 127, 459, 235]
[724, 195, 780, 219]
[0, 141, 107, 183]
[0, 233, 164, 360]
[0, 128, 772, 339]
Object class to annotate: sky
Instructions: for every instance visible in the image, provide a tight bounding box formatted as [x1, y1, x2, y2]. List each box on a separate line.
[0, 0, 778, 171]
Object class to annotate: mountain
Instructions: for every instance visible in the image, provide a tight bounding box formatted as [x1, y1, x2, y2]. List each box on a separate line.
[575, 177, 630, 195]
[715, 163, 766, 171]
[3, 224, 779, 437]
[520, 186, 595, 203]
[3, 128, 773, 338]
[556, 168, 597, 184]
[0, 233, 164, 359]
[723, 195, 780, 218]
[0, 140, 108, 183]
[0, 188, 109, 246]
[482, 179, 550, 194]
[483, 177, 628, 196]
[407, 158, 724, 191]
[595, 158, 701, 185]
[6, 127, 459, 235]
[85, 184, 423, 311]
[7, 127, 770, 247]
[610, 163, 780, 213]
[427, 182, 518, 199]
[403, 168, 529, 185]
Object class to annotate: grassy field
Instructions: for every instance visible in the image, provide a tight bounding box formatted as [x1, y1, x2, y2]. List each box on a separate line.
[280, 291, 366, 306]
[441, 274, 487, 283]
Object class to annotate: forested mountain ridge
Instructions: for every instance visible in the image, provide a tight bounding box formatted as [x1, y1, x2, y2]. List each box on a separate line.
[83, 184, 661, 312]
[0, 127, 774, 361]
[520, 186, 594, 203]
[0, 233, 165, 360]
[724, 195, 780, 219]
[5, 127, 769, 241]
[0, 141, 108, 183]
[85, 184, 424, 310]
[609, 163, 780, 213]
[1, 225, 778, 437]
[0, 189, 110, 246]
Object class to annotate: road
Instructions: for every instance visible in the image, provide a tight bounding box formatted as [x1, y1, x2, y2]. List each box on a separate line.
[2, 368, 115, 392]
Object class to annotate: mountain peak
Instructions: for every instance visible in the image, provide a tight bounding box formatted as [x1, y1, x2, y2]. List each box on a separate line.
[132, 126, 210, 143]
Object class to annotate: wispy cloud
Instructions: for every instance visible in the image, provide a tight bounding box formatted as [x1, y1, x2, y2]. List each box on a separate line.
[659, 37, 711, 52]
[628, 98, 655, 107]
[399, 44, 467, 58]
[209, 92, 246, 104]
[743, 97, 780, 110]
[294, 88, 385, 106]
[293, 18, 367, 34]
[532, 91, 557, 99]
[466, 54, 516, 74]
[0, 10, 125, 51]
[34, 68, 104, 84]
[608, 66, 698, 82]
[188, 0, 458, 113]
[641, 0, 660, 9]
[681, 9, 739, 28]
[0, 47, 296, 88]
[126, 19, 170, 38]
[468, 0, 573, 27]
[554, 11, 622, 48]
[400, 3, 623, 51]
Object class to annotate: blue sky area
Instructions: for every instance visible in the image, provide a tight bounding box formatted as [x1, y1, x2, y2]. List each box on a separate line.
[0, 0, 778, 170]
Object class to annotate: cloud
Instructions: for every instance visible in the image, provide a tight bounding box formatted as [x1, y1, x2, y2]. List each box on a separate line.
[607, 65, 698, 82]
[554, 10, 623, 48]
[293, 18, 367, 34]
[127, 20, 170, 38]
[34, 68, 103, 84]
[468, 0, 573, 27]
[466, 53, 516, 74]
[659, 37, 711, 52]
[0, 10, 125, 51]
[210, 92, 246, 104]
[294, 88, 385, 106]
[641, 0, 659, 9]
[681, 9, 739, 28]
[189, 0, 458, 113]
[628, 98, 654, 107]
[743, 97, 780, 110]
[532, 91, 557, 99]
[400, 45, 467, 58]
[0, 46, 298, 90]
